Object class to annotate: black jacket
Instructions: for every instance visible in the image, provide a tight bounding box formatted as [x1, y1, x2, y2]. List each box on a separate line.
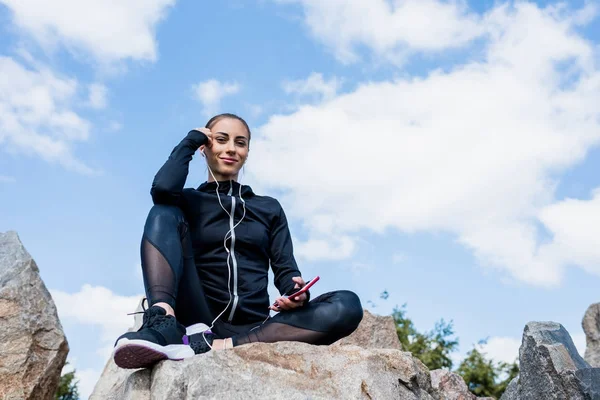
[150, 129, 305, 324]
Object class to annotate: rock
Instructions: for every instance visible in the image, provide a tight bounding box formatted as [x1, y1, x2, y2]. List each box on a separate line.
[334, 309, 401, 350]
[90, 354, 145, 400]
[93, 307, 405, 398]
[500, 321, 600, 400]
[92, 342, 438, 400]
[583, 302, 600, 367]
[500, 377, 518, 400]
[574, 368, 600, 399]
[0, 231, 69, 400]
[430, 369, 476, 400]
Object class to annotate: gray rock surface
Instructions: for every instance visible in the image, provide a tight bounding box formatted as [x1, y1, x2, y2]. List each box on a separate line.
[334, 309, 401, 350]
[92, 307, 407, 399]
[91, 342, 438, 400]
[574, 368, 600, 399]
[500, 321, 600, 400]
[501, 377, 518, 400]
[0, 231, 69, 400]
[91, 355, 139, 400]
[430, 369, 476, 400]
[583, 302, 600, 367]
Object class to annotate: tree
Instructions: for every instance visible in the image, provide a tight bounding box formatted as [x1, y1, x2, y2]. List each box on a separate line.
[391, 304, 518, 398]
[392, 304, 459, 370]
[456, 345, 519, 398]
[495, 361, 519, 396]
[55, 363, 80, 400]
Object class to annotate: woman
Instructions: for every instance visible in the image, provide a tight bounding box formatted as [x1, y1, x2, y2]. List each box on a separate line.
[113, 113, 363, 369]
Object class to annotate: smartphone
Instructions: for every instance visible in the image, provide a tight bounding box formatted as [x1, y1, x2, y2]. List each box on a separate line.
[273, 276, 320, 307]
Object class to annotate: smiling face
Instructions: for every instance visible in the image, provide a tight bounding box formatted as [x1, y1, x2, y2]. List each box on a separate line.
[203, 117, 250, 182]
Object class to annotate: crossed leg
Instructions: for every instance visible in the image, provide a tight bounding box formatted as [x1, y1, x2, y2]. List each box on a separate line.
[141, 204, 363, 349]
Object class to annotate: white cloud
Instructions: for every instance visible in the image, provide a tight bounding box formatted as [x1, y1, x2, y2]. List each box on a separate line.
[478, 336, 521, 365]
[0, 56, 96, 174]
[51, 284, 143, 357]
[248, 3, 600, 286]
[86, 83, 107, 109]
[283, 72, 342, 101]
[0, 0, 176, 63]
[51, 285, 143, 398]
[539, 189, 600, 277]
[294, 235, 356, 261]
[192, 79, 241, 117]
[275, 0, 483, 63]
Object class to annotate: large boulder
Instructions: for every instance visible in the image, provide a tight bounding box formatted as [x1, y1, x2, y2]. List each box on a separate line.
[500, 321, 600, 400]
[92, 306, 501, 399]
[92, 342, 437, 399]
[92, 308, 435, 399]
[0, 231, 69, 400]
[583, 302, 600, 367]
[334, 309, 401, 349]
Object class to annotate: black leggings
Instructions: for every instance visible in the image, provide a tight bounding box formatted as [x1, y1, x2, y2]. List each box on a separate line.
[141, 204, 363, 346]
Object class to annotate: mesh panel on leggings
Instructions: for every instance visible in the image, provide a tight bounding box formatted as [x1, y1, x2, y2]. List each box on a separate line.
[231, 291, 364, 347]
[141, 237, 177, 307]
[231, 322, 330, 346]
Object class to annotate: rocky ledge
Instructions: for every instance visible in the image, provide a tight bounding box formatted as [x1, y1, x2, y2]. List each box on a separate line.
[91, 308, 495, 400]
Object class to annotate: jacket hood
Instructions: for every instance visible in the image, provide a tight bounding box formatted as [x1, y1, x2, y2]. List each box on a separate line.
[197, 180, 254, 196]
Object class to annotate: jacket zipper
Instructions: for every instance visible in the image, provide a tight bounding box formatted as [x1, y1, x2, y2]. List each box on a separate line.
[227, 185, 240, 322]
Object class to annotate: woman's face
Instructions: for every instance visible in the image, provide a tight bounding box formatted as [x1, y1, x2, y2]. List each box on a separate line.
[203, 117, 250, 181]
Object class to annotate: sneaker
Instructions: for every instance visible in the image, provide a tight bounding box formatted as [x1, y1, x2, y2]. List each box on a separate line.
[185, 322, 211, 336]
[188, 331, 216, 355]
[113, 305, 194, 369]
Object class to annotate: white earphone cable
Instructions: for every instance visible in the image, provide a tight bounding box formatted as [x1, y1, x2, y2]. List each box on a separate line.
[202, 152, 247, 348]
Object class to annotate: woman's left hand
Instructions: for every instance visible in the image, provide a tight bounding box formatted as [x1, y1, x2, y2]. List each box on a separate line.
[269, 276, 308, 312]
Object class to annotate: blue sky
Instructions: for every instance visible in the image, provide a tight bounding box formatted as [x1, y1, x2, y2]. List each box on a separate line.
[1, 0, 600, 397]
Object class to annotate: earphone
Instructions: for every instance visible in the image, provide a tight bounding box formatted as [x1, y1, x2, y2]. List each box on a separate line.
[200, 151, 247, 349]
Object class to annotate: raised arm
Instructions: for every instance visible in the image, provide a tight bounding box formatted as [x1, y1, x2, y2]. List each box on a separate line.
[150, 129, 208, 205]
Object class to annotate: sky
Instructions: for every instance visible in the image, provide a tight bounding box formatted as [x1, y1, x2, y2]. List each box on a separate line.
[1, 0, 599, 397]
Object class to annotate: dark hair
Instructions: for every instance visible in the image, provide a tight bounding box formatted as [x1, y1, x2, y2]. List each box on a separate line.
[205, 113, 251, 141]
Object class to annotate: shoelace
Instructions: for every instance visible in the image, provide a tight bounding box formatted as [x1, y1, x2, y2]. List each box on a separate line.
[126, 297, 149, 316]
[126, 298, 166, 329]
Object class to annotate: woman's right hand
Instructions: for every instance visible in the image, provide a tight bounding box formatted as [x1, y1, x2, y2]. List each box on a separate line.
[193, 127, 213, 153]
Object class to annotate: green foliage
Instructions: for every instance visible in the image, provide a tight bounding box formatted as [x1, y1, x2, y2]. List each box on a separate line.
[55, 363, 80, 400]
[495, 361, 519, 396]
[456, 346, 497, 397]
[457, 345, 519, 398]
[392, 304, 459, 370]
[391, 304, 519, 399]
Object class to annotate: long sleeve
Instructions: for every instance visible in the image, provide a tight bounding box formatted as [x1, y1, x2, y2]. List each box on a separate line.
[269, 202, 310, 302]
[150, 130, 208, 205]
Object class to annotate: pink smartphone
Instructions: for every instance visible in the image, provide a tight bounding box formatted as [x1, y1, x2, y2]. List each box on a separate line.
[273, 276, 320, 306]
